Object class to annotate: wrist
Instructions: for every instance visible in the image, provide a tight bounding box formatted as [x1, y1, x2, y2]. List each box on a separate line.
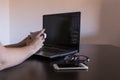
[26, 43, 38, 55]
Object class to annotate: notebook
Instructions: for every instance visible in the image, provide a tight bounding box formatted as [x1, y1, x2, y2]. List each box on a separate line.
[35, 12, 81, 59]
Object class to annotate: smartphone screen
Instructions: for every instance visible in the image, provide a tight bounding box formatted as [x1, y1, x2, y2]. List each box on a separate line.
[57, 63, 80, 67]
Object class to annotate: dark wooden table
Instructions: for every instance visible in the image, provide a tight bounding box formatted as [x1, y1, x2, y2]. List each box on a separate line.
[0, 45, 120, 80]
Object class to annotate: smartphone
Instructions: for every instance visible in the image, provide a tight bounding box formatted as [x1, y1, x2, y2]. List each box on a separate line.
[53, 63, 88, 70]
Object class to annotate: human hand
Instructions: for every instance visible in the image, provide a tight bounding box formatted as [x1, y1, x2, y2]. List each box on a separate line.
[28, 29, 46, 53]
[30, 29, 47, 40]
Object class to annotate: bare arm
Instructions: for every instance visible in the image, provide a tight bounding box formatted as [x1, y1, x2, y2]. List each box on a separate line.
[0, 29, 45, 71]
[5, 35, 30, 47]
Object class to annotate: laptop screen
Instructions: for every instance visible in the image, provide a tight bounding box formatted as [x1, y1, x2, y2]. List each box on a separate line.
[43, 12, 80, 52]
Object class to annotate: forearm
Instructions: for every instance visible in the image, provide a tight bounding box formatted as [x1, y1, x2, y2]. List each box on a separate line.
[0, 29, 45, 71]
[0, 45, 35, 71]
[5, 43, 26, 48]
[5, 36, 29, 48]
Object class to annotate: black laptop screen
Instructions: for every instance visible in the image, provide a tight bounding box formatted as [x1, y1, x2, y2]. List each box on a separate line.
[43, 12, 80, 51]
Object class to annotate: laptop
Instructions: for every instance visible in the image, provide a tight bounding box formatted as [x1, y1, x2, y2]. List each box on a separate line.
[35, 12, 81, 59]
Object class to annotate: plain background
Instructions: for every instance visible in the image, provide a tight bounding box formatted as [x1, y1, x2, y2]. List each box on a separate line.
[0, 0, 120, 47]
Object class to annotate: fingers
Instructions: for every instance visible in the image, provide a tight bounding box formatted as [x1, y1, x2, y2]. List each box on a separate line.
[37, 29, 45, 38]
[35, 35, 45, 49]
[28, 28, 46, 44]
[39, 28, 45, 33]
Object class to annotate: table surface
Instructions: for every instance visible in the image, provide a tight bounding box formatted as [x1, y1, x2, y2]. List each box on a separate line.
[0, 44, 120, 80]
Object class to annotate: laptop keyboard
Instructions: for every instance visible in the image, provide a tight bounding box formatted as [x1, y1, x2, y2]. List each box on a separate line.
[35, 46, 77, 58]
[41, 47, 67, 53]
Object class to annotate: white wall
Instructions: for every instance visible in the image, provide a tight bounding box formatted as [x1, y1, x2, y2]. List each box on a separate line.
[0, 0, 10, 45]
[99, 0, 120, 47]
[3, 0, 119, 47]
[81, 0, 120, 47]
[9, 0, 101, 44]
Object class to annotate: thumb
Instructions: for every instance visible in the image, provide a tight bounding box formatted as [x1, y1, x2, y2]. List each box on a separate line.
[37, 29, 45, 38]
